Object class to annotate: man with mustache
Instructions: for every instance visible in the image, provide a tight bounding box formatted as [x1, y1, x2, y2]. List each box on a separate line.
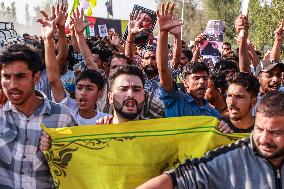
[220, 72, 260, 133]
[137, 91, 284, 189]
[156, 2, 220, 118]
[96, 65, 146, 124]
[141, 45, 160, 98]
[0, 44, 76, 188]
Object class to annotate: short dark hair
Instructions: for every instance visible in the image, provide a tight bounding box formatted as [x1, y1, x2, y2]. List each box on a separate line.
[91, 46, 113, 63]
[75, 69, 105, 91]
[112, 53, 132, 65]
[0, 44, 42, 75]
[214, 60, 239, 74]
[227, 72, 260, 98]
[182, 49, 193, 61]
[109, 65, 145, 90]
[256, 91, 284, 117]
[182, 62, 209, 79]
[209, 72, 228, 93]
[223, 42, 231, 48]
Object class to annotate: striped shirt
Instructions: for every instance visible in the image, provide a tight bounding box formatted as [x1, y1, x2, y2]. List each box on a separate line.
[0, 91, 76, 189]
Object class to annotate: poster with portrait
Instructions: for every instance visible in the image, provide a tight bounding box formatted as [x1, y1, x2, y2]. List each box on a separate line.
[122, 4, 157, 48]
[200, 20, 225, 57]
[98, 24, 108, 37]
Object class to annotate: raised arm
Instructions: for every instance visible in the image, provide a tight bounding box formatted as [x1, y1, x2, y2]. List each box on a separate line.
[70, 22, 80, 53]
[247, 38, 260, 68]
[235, 15, 251, 73]
[110, 33, 125, 53]
[55, 3, 68, 72]
[171, 26, 182, 69]
[157, 2, 183, 93]
[270, 19, 284, 62]
[125, 11, 146, 62]
[71, 8, 98, 70]
[37, 6, 65, 102]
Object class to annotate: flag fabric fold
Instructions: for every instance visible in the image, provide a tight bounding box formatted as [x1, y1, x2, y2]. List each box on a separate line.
[42, 116, 248, 189]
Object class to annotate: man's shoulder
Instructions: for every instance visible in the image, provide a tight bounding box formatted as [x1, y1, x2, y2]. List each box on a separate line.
[188, 137, 251, 166]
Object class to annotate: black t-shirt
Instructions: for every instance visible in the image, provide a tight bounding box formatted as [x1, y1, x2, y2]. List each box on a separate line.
[220, 116, 254, 133]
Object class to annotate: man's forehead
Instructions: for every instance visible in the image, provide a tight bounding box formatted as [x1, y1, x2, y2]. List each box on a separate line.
[255, 114, 284, 129]
[1, 61, 30, 73]
[111, 57, 127, 65]
[228, 84, 249, 94]
[114, 74, 143, 86]
[190, 71, 208, 77]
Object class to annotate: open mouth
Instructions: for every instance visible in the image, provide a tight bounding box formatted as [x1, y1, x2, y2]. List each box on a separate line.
[8, 90, 23, 99]
[78, 98, 87, 105]
[124, 100, 136, 108]
[268, 84, 279, 90]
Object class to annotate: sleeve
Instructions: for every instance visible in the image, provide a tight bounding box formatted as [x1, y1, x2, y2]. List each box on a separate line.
[51, 89, 77, 111]
[160, 82, 193, 117]
[160, 82, 182, 108]
[165, 156, 229, 189]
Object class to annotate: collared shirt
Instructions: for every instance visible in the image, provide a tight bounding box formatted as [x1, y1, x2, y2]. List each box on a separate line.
[160, 82, 220, 119]
[0, 91, 76, 189]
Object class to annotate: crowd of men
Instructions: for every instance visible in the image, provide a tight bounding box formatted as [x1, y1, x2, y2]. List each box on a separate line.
[0, 1, 283, 189]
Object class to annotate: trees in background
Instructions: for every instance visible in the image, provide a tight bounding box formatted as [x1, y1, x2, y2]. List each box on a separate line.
[157, 0, 284, 57]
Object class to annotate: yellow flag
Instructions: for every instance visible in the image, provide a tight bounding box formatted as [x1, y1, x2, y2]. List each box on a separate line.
[87, 0, 96, 7]
[42, 116, 248, 189]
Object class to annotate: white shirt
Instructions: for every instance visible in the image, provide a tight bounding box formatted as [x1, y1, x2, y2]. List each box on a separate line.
[52, 90, 110, 125]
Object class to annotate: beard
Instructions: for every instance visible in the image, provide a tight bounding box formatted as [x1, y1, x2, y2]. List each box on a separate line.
[253, 139, 284, 160]
[143, 65, 158, 77]
[113, 98, 144, 120]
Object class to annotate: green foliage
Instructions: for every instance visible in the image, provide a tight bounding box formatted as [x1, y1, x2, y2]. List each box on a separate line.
[203, 0, 241, 42]
[249, 0, 284, 54]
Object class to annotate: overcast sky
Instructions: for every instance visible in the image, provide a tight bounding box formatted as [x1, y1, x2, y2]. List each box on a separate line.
[1, 0, 157, 24]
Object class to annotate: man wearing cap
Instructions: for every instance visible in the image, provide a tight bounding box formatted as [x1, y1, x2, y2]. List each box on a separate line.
[255, 59, 284, 95]
[253, 59, 284, 116]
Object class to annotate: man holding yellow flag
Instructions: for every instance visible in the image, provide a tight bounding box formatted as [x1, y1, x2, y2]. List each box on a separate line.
[136, 2, 284, 188]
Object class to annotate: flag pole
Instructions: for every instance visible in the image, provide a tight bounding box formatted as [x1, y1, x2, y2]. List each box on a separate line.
[181, 0, 185, 40]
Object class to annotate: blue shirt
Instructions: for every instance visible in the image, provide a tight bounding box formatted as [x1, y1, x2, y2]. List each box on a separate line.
[160, 83, 220, 119]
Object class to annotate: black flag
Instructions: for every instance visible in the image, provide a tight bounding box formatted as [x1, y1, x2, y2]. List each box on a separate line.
[105, 0, 113, 16]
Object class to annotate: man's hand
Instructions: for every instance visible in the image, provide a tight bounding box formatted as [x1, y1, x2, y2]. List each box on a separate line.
[40, 131, 52, 152]
[37, 6, 58, 39]
[56, 3, 67, 30]
[235, 15, 249, 36]
[70, 8, 90, 36]
[96, 115, 113, 125]
[128, 10, 147, 37]
[157, 2, 183, 33]
[217, 120, 234, 134]
[274, 19, 284, 41]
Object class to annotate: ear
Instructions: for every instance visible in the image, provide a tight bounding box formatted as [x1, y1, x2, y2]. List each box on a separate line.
[108, 91, 114, 104]
[97, 90, 103, 100]
[183, 78, 188, 88]
[33, 72, 40, 86]
[251, 97, 257, 106]
[216, 88, 222, 96]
